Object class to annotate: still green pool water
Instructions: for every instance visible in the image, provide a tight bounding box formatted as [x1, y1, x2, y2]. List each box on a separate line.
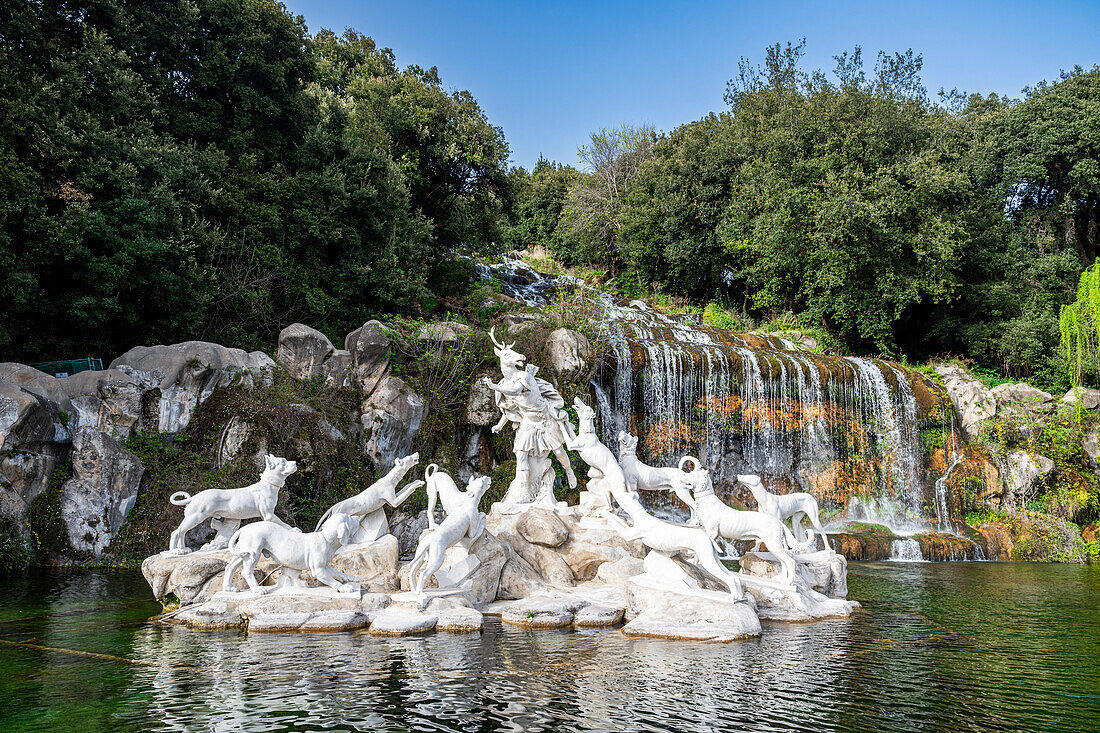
[0, 562, 1097, 732]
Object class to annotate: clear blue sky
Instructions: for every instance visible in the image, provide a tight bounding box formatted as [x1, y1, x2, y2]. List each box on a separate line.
[283, 0, 1100, 169]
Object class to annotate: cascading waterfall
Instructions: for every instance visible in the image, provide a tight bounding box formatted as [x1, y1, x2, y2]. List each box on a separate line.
[475, 256, 963, 544]
[889, 538, 926, 562]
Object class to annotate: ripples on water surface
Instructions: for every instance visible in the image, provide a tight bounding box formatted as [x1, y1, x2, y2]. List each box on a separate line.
[1, 563, 1097, 732]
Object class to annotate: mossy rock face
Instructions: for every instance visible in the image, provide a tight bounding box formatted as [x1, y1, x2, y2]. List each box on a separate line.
[913, 531, 981, 561]
[828, 523, 900, 560]
[1007, 512, 1086, 562]
[970, 511, 1086, 563]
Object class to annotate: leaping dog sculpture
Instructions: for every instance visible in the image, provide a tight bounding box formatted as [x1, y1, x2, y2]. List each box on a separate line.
[314, 453, 424, 543]
[603, 494, 744, 595]
[686, 466, 810, 587]
[408, 468, 492, 596]
[564, 397, 635, 511]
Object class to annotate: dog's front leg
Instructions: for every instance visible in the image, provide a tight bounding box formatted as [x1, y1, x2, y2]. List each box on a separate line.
[314, 565, 356, 594]
[391, 480, 425, 507]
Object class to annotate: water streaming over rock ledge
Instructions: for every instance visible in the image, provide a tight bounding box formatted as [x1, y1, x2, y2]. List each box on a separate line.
[478, 258, 983, 542]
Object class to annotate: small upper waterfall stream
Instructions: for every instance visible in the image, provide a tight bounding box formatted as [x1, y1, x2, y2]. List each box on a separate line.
[477, 257, 963, 536]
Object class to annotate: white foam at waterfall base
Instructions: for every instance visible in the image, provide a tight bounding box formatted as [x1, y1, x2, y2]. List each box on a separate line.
[888, 538, 926, 562]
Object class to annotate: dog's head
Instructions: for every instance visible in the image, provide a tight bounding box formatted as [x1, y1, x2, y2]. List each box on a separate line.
[263, 454, 298, 478]
[466, 475, 492, 500]
[683, 466, 713, 497]
[617, 431, 638, 455]
[737, 474, 764, 493]
[323, 512, 358, 545]
[573, 396, 596, 421]
[394, 452, 420, 472]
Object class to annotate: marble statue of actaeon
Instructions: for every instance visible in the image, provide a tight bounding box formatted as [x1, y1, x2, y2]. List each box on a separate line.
[222, 511, 360, 594]
[407, 466, 492, 597]
[563, 397, 635, 511]
[686, 466, 808, 586]
[313, 452, 424, 544]
[741, 473, 830, 549]
[617, 431, 700, 524]
[167, 454, 298, 554]
[483, 327, 576, 506]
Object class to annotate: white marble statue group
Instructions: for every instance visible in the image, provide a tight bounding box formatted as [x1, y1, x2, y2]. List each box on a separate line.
[161, 326, 836, 610]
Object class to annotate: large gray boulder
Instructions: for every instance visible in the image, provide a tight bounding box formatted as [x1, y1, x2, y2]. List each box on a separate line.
[992, 383, 1054, 417]
[465, 373, 498, 426]
[345, 320, 392, 395]
[1061, 387, 1100, 410]
[359, 376, 426, 473]
[546, 328, 591, 378]
[0, 383, 63, 530]
[1004, 450, 1055, 504]
[934, 364, 996, 437]
[60, 427, 144, 556]
[0, 363, 73, 414]
[416, 321, 472, 342]
[110, 341, 275, 433]
[276, 323, 335, 380]
[0, 383, 66, 531]
[59, 369, 144, 440]
[321, 350, 353, 388]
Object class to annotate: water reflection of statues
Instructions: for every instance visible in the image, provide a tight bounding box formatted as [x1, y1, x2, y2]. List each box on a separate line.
[483, 327, 577, 506]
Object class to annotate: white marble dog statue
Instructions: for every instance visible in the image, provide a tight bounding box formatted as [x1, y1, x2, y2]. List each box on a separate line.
[222, 512, 360, 594]
[740, 473, 830, 550]
[408, 470, 492, 596]
[564, 397, 635, 511]
[617, 431, 700, 524]
[314, 452, 425, 543]
[167, 454, 298, 554]
[603, 493, 744, 595]
[686, 466, 808, 587]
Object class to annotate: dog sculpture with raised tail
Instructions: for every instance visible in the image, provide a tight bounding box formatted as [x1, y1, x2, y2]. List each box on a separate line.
[222, 512, 359, 594]
[563, 397, 636, 511]
[740, 474, 829, 550]
[617, 431, 700, 524]
[167, 454, 297, 554]
[686, 465, 812, 587]
[408, 468, 492, 596]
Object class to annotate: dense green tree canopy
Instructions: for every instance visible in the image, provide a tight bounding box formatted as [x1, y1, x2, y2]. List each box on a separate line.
[512, 43, 1099, 381]
[0, 1, 509, 362]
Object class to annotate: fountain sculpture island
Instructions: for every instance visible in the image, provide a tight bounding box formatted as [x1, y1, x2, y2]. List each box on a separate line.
[142, 335, 857, 640]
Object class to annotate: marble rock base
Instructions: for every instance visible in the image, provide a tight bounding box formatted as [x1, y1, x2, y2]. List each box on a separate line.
[501, 596, 587, 628]
[142, 550, 278, 606]
[623, 573, 761, 642]
[738, 574, 860, 621]
[369, 596, 485, 636]
[167, 587, 390, 632]
[739, 549, 849, 599]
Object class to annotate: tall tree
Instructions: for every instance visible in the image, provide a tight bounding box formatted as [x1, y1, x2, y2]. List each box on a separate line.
[979, 66, 1100, 265]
